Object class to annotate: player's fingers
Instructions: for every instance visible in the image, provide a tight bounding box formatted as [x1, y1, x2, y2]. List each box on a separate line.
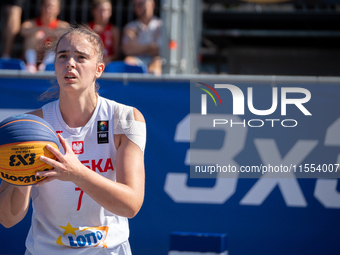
[58, 133, 71, 154]
[35, 169, 58, 178]
[39, 154, 62, 168]
[44, 143, 64, 162]
[35, 176, 56, 186]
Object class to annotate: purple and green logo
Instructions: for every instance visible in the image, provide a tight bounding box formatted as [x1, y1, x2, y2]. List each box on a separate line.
[196, 82, 222, 115]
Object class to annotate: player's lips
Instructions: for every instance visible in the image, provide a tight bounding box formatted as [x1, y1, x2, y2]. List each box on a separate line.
[64, 72, 77, 80]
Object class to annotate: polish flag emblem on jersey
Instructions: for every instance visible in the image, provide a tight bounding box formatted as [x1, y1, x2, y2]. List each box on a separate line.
[72, 141, 84, 154]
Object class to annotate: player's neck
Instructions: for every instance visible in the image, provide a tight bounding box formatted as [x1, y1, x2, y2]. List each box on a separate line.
[59, 92, 98, 128]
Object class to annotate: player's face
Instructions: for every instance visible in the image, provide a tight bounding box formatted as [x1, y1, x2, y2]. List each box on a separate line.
[93, 2, 112, 25]
[54, 33, 104, 94]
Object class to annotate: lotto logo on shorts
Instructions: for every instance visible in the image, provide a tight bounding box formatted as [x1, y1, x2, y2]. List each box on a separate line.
[72, 141, 84, 154]
[56, 223, 109, 248]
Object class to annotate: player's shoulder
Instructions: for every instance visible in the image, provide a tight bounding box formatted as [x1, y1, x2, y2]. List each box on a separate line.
[110, 99, 145, 123]
[27, 109, 43, 118]
[133, 108, 145, 123]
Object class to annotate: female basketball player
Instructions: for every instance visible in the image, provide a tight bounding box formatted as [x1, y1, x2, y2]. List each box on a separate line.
[0, 25, 146, 254]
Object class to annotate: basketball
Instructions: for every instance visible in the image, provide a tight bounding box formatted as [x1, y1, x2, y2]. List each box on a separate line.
[0, 114, 61, 186]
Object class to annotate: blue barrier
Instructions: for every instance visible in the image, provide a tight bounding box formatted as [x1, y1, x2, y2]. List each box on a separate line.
[0, 58, 26, 70]
[169, 232, 228, 255]
[0, 73, 339, 255]
[105, 61, 147, 73]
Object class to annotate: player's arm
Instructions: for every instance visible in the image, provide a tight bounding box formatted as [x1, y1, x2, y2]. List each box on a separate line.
[0, 182, 32, 228]
[37, 108, 146, 218]
[77, 120, 145, 218]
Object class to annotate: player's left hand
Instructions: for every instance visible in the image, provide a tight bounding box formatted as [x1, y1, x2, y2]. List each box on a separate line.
[35, 133, 86, 186]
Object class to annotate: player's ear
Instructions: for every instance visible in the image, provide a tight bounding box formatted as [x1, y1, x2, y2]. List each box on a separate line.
[95, 62, 105, 79]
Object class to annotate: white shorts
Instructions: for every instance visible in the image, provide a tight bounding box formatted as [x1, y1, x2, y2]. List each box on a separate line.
[24, 240, 132, 255]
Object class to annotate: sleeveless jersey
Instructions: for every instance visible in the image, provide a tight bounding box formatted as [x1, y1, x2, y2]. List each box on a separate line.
[89, 22, 115, 57]
[25, 96, 146, 254]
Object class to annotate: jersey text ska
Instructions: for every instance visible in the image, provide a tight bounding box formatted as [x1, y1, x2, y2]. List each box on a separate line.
[81, 158, 114, 173]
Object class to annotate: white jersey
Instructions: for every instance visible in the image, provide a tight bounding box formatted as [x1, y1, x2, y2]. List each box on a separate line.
[25, 96, 146, 255]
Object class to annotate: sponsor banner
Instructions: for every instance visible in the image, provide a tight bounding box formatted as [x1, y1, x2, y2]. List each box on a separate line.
[0, 76, 339, 255]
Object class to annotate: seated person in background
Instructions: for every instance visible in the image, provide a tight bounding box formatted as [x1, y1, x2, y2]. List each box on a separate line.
[122, 0, 163, 75]
[1, 0, 26, 59]
[88, 0, 120, 64]
[20, 0, 68, 73]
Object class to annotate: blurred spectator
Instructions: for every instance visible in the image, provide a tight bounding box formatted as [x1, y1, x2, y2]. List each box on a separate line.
[1, 0, 25, 58]
[20, 0, 69, 73]
[122, 0, 163, 75]
[88, 0, 120, 64]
